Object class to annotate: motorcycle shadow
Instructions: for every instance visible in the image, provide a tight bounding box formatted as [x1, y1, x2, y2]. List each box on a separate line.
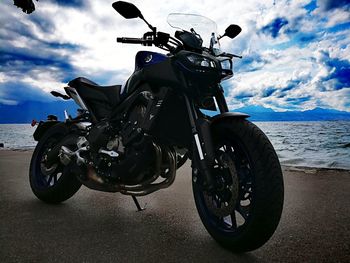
[11, 187, 262, 263]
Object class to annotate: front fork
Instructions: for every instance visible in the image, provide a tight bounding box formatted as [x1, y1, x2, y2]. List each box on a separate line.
[184, 87, 228, 189]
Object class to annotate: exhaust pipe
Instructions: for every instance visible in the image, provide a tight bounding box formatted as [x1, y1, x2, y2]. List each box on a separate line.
[45, 134, 79, 167]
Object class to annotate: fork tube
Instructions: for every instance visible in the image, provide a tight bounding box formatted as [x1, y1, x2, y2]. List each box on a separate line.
[183, 95, 214, 188]
[215, 84, 229, 113]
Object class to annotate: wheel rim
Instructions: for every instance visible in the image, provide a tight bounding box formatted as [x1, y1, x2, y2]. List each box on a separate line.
[196, 138, 255, 234]
[33, 138, 64, 189]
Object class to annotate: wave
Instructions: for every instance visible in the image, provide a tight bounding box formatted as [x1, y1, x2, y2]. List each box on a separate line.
[341, 143, 350, 148]
[255, 121, 350, 169]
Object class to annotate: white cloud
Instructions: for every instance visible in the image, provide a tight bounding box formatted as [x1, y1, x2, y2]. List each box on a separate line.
[0, 0, 349, 111]
[325, 9, 350, 27]
[0, 98, 18, 105]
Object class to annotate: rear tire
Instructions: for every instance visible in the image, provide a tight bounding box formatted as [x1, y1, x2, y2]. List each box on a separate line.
[29, 124, 82, 204]
[193, 119, 284, 252]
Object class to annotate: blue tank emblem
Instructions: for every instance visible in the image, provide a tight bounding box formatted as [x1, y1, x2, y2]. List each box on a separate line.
[135, 51, 168, 71]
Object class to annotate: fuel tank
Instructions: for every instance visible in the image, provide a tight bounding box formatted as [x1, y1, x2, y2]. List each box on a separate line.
[123, 51, 182, 94]
[134, 51, 168, 71]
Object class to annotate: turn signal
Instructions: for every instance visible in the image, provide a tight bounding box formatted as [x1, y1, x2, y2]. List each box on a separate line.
[31, 119, 37, 127]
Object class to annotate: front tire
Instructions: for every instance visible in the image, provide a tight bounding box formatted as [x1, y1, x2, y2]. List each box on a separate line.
[29, 124, 82, 204]
[193, 119, 284, 252]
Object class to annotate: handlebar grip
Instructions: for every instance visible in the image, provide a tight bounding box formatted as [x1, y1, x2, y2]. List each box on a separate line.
[116, 37, 144, 44]
[232, 54, 243, 59]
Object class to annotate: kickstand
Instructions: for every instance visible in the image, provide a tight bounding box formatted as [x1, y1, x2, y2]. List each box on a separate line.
[131, 195, 146, 211]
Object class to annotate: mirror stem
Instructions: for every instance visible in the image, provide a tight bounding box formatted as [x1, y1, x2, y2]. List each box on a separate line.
[141, 16, 156, 32]
[217, 34, 225, 40]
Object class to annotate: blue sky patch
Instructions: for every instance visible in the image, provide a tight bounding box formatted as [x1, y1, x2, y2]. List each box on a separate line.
[1, 81, 53, 103]
[234, 92, 255, 100]
[262, 87, 277, 98]
[327, 22, 350, 34]
[29, 14, 56, 34]
[235, 53, 266, 72]
[0, 51, 74, 72]
[304, 0, 317, 13]
[261, 17, 288, 38]
[285, 96, 312, 104]
[50, 0, 86, 8]
[319, 0, 350, 11]
[324, 58, 350, 90]
[281, 80, 301, 92]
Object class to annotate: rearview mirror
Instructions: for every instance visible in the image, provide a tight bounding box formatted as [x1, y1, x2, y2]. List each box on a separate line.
[112, 1, 143, 19]
[222, 24, 242, 39]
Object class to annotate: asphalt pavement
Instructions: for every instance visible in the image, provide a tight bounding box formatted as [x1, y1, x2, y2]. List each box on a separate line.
[0, 150, 349, 262]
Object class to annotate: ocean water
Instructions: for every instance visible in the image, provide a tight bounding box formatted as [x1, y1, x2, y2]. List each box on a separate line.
[0, 122, 349, 169]
[0, 124, 37, 149]
[254, 121, 350, 169]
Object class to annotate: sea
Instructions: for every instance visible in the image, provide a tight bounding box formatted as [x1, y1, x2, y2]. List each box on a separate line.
[0, 121, 349, 170]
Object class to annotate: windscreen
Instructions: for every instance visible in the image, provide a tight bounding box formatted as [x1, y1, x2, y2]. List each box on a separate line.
[167, 13, 221, 53]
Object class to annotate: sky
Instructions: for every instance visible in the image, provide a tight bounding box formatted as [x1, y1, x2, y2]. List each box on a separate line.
[0, 0, 349, 112]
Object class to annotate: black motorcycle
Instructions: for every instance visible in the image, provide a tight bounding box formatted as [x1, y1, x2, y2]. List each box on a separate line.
[30, 1, 284, 252]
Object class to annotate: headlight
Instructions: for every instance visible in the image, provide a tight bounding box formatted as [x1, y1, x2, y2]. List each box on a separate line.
[219, 58, 233, 80]
[220, 59, 232, 70]
[186, 54, 217, 68]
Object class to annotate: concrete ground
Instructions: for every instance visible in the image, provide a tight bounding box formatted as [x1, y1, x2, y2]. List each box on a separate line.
[0, 150, 349, 262]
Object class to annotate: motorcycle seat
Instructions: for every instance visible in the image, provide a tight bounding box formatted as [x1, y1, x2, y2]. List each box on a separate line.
[68, 77, 122, 106]
[68, 77, 123, 119]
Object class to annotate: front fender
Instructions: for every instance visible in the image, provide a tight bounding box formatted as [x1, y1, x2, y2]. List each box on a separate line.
[193, 112, 249, 166]
[191, 112, 249, 188]
[211, 112, 249, 124]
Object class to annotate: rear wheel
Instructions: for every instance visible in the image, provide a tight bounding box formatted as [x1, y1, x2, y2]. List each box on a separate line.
[193, 119, 284, 252]
[29, 124, 82, 204]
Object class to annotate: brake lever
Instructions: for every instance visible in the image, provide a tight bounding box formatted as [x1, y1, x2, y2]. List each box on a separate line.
[154, 31, 170, 46]
[232, 54, 243, 59]
[218, 52, 242, 59]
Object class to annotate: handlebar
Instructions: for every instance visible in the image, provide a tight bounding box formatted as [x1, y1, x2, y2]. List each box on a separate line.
[117, 31, 172, 50]
[117, 36, 154, 46]
[117, 37, 146, 44]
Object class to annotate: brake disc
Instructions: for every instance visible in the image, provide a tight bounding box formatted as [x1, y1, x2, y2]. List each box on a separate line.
[203, 153, 239, 217]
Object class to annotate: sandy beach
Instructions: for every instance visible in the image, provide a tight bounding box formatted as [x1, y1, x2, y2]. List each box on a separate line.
[0, 150, 349, 262]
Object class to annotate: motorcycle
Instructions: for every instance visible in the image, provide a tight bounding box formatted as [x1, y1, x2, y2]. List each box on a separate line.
[29, 1, 284, 252]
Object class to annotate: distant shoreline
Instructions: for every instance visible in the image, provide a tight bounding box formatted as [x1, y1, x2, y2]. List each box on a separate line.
[282, 165, 350, 173]
[1, 120, 350, 124]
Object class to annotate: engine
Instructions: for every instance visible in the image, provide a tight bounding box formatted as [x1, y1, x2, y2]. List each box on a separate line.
[58, 91, 177, 195]
[83, 92, 163, 186]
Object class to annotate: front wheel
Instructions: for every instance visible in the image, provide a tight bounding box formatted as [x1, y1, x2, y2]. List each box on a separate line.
[193, 119, 284, 252]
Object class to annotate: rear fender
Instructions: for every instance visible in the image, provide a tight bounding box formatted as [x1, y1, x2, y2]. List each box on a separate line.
[35, 122, 75, 167]
[33, 121, 61, 141]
